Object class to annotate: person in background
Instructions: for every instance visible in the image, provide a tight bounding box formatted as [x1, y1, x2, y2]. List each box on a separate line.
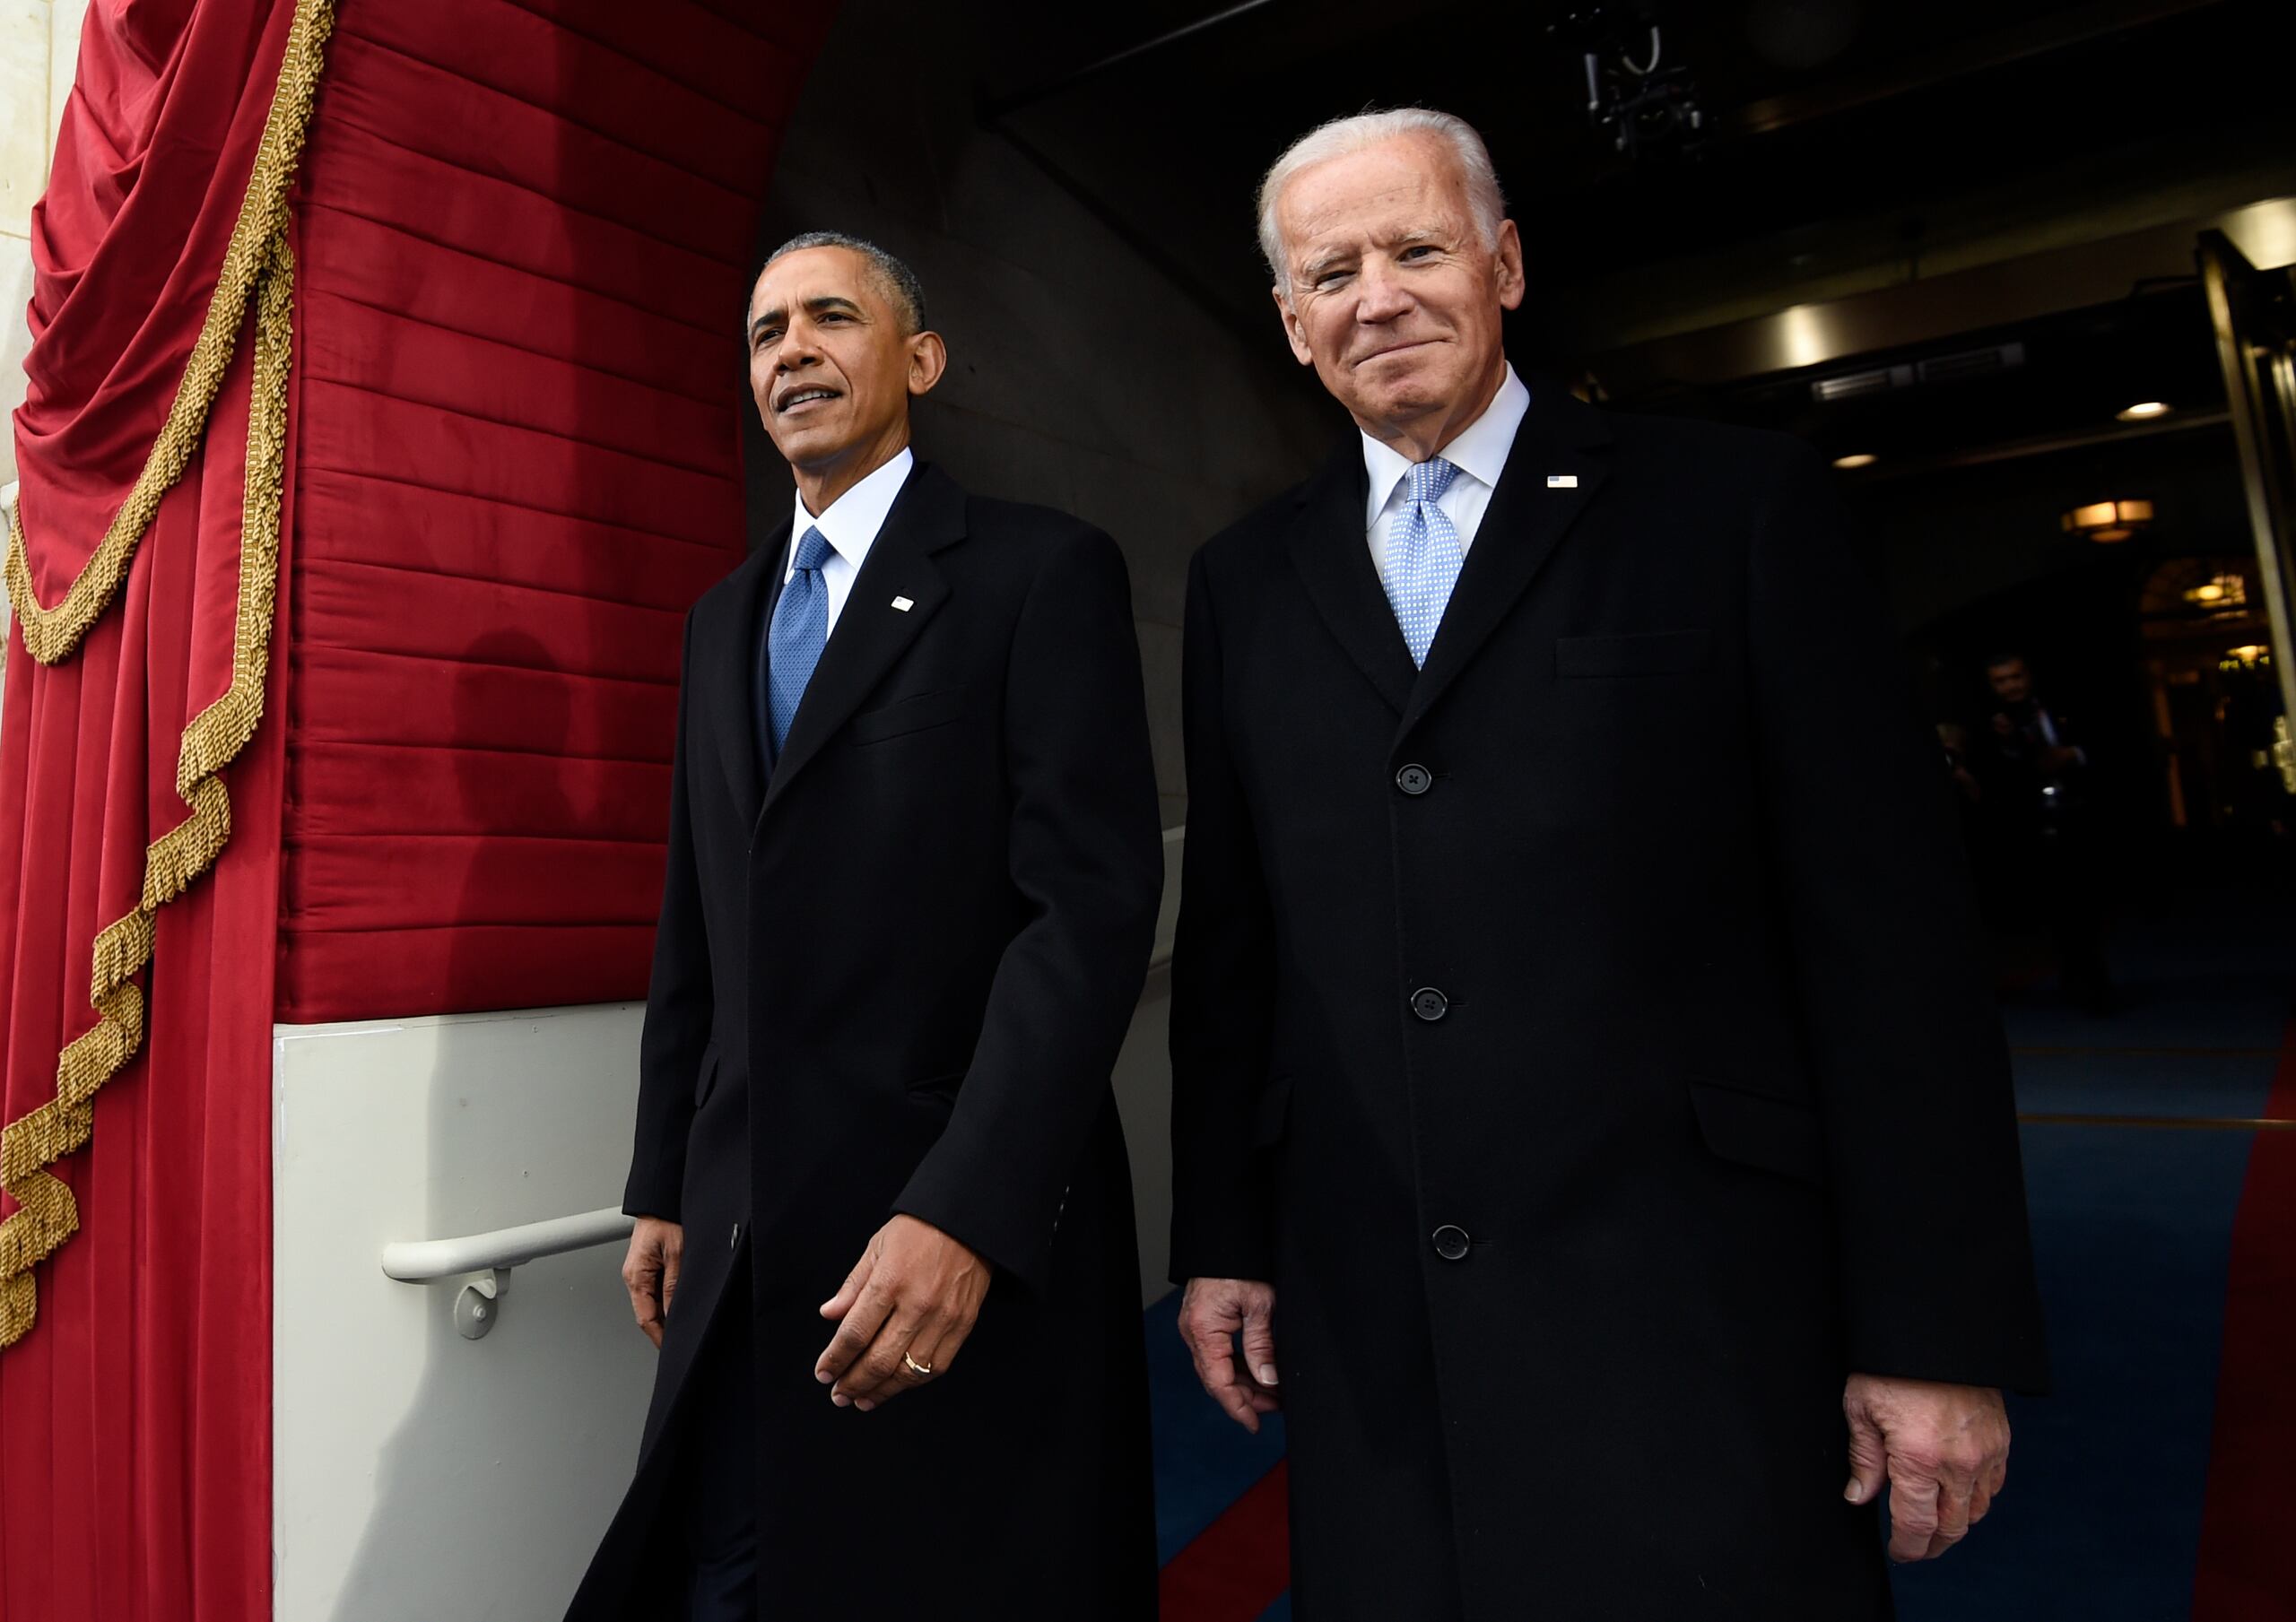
[1979, 651, 2116, 1012]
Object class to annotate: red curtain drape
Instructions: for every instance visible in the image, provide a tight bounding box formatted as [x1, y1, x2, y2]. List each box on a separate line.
[0, 0, 324, 1613]
[2, 0, 833, 1615]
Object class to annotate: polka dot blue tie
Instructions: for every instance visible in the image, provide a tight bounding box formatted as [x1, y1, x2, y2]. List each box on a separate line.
[1382, 458, 1464, 668]
[766, 525, 832, 757]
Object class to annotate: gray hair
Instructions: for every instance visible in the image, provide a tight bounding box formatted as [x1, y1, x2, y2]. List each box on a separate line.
[753, 230, 927, 334]
[1256, 108, 1508, 292]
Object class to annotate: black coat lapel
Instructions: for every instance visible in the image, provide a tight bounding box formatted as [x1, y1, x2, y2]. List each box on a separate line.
[1286, 443, 1418, 716]
[1403, 386, 1613, 733]
[762, 462, 964, 812]
[708, 527, 784, 821]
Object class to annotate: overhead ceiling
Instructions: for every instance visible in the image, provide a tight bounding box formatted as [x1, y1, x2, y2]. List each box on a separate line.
[982, 2, 2283, 331]
[972, 0, 2291, 472]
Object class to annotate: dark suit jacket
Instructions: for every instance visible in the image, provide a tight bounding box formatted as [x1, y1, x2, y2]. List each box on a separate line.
[1169, 386, 2048, 1622]
[569, 461, 1162, 1620]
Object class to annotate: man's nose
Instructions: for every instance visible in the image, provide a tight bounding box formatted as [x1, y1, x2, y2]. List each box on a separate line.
[1355, 262, 1413, 322]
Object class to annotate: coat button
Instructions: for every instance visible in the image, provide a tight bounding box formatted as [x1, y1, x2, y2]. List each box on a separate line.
[1410, 986, 1449, 1022]
[1431, 1225, 1471, 1262]
[1396, 764, 1433, 796]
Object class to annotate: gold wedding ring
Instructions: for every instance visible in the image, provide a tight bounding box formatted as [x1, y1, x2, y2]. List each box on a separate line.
[901, 1351, 935, 1379]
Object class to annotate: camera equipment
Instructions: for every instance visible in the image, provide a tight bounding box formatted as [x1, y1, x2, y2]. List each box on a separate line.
[1548, 4, 1707, 160]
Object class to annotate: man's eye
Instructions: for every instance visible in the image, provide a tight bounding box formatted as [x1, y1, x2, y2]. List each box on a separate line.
[1400, 247, 1435, 261]
[1314, 270, 1351, 288]
[755, 331, 781, 347]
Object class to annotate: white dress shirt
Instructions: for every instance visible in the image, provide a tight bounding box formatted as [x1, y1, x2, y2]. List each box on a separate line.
[786, 447, 914, 636]
[1361, 364, 1532, 573]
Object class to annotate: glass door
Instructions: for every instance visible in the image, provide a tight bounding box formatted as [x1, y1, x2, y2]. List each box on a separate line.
[2199, 229, 2296, 796]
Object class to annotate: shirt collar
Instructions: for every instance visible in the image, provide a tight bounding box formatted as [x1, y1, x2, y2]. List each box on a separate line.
[790, 446, 915, 572]
[1360, 363, 1532, 527]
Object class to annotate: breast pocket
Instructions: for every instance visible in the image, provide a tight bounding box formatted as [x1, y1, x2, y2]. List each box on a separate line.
[848, 686, 967, 745]
[1555, 629, 1712, 679]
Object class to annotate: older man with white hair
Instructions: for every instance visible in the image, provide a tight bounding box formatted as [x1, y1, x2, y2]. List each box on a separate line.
[1168, 108, 2047, 1618]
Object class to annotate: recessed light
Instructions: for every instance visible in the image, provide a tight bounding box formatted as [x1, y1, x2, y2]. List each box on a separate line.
[1831, 452, 1878, 470]
[2118, 401, 2171, 421]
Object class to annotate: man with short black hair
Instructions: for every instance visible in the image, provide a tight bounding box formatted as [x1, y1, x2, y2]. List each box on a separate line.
[569, 234, 1161, 1621]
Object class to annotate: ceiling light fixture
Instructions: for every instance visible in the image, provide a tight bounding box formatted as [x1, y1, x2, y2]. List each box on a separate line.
[2062, 498, 2155, 544]
[1831, 452, 1877, 470]
[2117, 401, 2171, 421]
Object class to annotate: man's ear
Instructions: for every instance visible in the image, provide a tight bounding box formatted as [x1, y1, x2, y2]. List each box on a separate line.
[1274, 286, 1314, 368]
[906, 330, 948, 398]
[1494, 219, 1526, 312]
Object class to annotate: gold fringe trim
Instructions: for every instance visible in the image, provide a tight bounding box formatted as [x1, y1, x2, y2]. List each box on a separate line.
[3, 0, 331, 667]
[0, 0, 332, 1349]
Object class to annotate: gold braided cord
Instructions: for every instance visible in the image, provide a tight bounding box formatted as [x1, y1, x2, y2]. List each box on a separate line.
[0, 0, 331, 1346]
[2, 0, 334, 668]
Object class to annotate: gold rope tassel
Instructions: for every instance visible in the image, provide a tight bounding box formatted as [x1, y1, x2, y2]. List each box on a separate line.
[0, 104, 315, 1343]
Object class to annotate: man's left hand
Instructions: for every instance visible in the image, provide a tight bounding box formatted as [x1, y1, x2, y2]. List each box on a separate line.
[1843, 1374, 2011, 1561]
[814, 1215, 989, 1412]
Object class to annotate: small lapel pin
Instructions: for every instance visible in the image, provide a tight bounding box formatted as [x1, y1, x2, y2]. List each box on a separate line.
[1547, 474, 1578, 489]
[891, 595, 914, 612]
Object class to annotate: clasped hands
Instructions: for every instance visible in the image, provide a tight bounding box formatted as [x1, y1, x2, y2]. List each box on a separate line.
[622, 1212, 989, 1413]
[1177, 1276, 2013, 1564]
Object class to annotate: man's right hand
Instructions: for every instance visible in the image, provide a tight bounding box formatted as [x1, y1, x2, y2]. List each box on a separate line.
[622, 1217, 683, 1349]
[1178, 1276, 1281, 1434]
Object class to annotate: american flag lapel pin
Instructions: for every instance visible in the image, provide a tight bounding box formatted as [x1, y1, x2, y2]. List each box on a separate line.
[1547, 474, 1578, 489]
[891, 595, 915, 612]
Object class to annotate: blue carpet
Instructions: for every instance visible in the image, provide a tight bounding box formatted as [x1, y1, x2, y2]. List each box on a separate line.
[2010, 1048, 2278, 1119]
[1890, 1122, 2252, 1620]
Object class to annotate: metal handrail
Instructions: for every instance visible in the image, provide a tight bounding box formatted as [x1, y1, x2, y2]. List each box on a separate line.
[381, 1206, 633, 1285]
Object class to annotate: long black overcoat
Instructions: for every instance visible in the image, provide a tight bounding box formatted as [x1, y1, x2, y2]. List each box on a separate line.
[1169, 386, 2048, 1621]
[569, 462, 1162, 1619]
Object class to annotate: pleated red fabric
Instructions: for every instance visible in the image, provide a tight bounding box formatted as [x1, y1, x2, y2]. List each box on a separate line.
[277, 0, 826, 1020]
[2, 0, 306, 1610]
[0, 313, 297, 1622]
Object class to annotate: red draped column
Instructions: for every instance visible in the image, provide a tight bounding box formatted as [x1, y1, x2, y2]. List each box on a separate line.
[0, 1, 834, 1617]
[2, 0, 325, 1612]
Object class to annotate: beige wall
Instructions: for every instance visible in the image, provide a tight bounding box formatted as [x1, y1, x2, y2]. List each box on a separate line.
[2, 0, 84, 497]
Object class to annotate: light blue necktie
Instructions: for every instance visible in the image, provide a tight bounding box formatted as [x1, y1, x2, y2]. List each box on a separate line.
[1382, 458, 1465, 668]
[764, 525, 832, 759]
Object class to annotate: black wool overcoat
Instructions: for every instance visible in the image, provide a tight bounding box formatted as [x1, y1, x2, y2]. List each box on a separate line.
[568, 463, 1163, 1620]
[1169, 386, 2048, 1622]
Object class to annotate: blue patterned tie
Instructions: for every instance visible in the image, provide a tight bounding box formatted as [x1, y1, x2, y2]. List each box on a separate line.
[1382, 458, 1465, 668]
[765, 525, 832, 759]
